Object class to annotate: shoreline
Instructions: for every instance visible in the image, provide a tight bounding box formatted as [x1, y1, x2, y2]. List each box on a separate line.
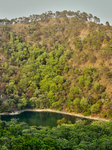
[0, 109, 109, 121]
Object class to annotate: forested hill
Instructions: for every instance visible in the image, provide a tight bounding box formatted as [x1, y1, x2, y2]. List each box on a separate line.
[0, 11, 112, 119]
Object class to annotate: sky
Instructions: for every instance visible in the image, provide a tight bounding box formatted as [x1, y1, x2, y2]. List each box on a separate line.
[0, 0, 112, 25]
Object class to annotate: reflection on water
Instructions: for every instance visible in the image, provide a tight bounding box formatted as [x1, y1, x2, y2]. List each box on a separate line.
[1, 111, 88, 128]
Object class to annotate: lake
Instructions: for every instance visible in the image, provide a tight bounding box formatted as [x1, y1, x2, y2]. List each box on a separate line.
[0, 111, 90, 128]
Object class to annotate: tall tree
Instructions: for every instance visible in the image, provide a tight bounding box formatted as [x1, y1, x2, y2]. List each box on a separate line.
[88, 13, 93, 21]
[55, 11, 60, 18]
[74, 10, 80, 18]
[48, 10, 54, 18]
[94, 16, 100, 23]
[80, 12, 88, 21]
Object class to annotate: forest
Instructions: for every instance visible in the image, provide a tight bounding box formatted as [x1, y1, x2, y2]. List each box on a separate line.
[0, 118, 112, 149]
[0, 10, 112, 120]
[1, 9, 112, 150]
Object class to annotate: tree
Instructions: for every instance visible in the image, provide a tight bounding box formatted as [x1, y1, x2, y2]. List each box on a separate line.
[106, 21, 111, 29]
[64, 50, 71, 59]
[59, 56, 66, 65]
[73, 98, 80, 108]
[80, 97, 90, 111]
[29, 97, 38, 108]
[68, 86, 80, 100]
[80, 12, 88, 21]
[55, 11, 60, 18]
[105, 102, 112, 116]
[48, 10, 55, 18]
[1, 145, 8, 150]
[60, 10, 68, 17]
[57, 118, 71, 125]
[74, 10, 80, 18]
[47, 91, 55, 103]
[42, 138, 59, 150]
[94, 16, 100, 23]
[91, 103, 100, 114]
[78, 76, 85, 87]
[88, 13, 93, 21]
[19, 96, 27, 108]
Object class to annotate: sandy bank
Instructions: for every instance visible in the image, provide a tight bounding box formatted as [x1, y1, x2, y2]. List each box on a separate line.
[0, 109, 109, 121]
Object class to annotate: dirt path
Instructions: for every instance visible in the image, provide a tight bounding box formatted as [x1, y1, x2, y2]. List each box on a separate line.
[0, 109, 109, 121]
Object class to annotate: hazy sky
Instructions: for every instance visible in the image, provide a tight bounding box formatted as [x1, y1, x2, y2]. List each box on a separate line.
[0, 0, 112, 24]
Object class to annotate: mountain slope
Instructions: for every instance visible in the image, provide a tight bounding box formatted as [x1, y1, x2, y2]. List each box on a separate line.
[0, 16, 112, 118]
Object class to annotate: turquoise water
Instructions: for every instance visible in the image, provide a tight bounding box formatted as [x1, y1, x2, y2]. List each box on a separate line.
[0, 111, 89, 128]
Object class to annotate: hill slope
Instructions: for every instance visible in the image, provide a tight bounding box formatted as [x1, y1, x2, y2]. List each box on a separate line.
[0, 16, 112, 118]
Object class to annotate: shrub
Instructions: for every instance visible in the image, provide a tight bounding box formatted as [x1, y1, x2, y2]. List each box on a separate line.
[93, 82, 101, 92]
[89, 54, 97, 63]
[76, 109, 82, 113]
[64, 64, 69, 72]
[83, 110, 91, 116]
[105, 102, 112, 116]
[7, 107, 12, 113]
[58, 106, 62, 111]
[74, 68, 80, 74]
[6, 68, 14, 77]
[0, 98, 2, 105]
[78, 76, 85, 87]
[52, 101, 60, 109]
[64, 50, 71, 59]
[103, 112, 107, 118]
[59, 56, 66, 65]
[57, 118, 71, 125]
[85, 80, 91, 90]
[96, 100, 102, 106]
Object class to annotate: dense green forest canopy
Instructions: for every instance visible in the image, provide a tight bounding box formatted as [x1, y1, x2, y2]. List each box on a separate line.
[0, 119, 112, 150]
[0, 10, 112, 119]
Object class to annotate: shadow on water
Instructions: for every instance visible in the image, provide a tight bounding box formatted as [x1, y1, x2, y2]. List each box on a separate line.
[0, 111, 91, 128]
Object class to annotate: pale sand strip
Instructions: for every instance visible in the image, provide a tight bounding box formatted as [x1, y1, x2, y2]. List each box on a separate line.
[0, 109, 109, 121]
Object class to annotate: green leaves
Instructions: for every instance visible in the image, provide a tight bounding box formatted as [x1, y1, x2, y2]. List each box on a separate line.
[73, 98, 80, 108]
[1, 117, 112, 150]
[80, 97, 90, 111]
[68, 86, 80, 101]
[19, 96, 27, 108]
[1, 25, 109, 117]
[91, 103, 100, 114]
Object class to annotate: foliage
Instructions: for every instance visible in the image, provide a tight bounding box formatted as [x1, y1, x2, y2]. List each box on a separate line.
[0, 119, 112, 149]
[91, 103, 100, 114]
[80, 97, 90, 111]
[0, 10, 112, 118]
[68, 86, 80, 101]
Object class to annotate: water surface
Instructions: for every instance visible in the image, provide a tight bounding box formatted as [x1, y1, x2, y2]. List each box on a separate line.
[0, 111, 89, 128]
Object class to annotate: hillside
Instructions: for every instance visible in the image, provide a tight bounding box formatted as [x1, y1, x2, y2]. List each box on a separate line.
[0, 12, 112, 119]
